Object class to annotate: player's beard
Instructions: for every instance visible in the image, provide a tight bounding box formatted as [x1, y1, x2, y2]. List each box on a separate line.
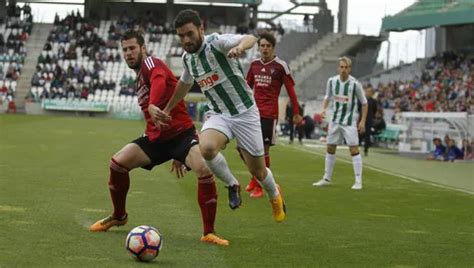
[183, 34, 203, 54]
[128, 53, 143, 70]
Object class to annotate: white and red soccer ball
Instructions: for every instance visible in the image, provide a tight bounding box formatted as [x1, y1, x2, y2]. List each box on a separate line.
[125, 225, 163, 262]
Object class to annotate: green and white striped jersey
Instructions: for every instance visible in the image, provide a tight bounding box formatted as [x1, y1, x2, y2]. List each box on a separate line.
[325, 75, 367, 126]
[180, 33, 254, 116]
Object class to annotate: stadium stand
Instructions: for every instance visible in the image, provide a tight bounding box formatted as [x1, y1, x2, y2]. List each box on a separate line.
[0, 4, 32, 107]
[370, 52, 472, 114]
[28, 13, 280, 113]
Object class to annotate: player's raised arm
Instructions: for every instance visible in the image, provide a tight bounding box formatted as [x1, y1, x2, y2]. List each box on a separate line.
[227, 35, 257, 59]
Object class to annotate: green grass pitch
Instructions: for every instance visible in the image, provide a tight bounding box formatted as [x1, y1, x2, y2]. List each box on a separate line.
[1, 115, 473, 267]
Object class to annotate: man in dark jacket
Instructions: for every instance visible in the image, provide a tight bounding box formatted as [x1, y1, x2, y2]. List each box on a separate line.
[359, 87, 377, 156]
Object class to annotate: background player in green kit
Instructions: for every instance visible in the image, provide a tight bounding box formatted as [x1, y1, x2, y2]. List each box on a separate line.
[313, 56, 368, 190]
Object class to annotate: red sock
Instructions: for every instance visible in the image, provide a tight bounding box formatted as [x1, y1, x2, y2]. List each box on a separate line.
[264, 153, 270, 168]
[197, 174, 217, 235]
[109, 158, 130, 219]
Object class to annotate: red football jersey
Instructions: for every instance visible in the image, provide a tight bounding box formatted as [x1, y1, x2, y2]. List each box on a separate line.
[246, 56, 299, 119]
[136, 56, 194, 142]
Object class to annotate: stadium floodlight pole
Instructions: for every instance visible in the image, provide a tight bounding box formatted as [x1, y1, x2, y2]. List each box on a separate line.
[386, 39, 391, 69]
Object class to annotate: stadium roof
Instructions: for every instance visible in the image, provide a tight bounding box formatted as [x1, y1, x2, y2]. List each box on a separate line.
[381, 0, 474, 32]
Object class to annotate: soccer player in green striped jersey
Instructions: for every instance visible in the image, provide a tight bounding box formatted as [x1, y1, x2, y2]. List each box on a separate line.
[312, 57, 368, 190]
[152, 9, 286, 223]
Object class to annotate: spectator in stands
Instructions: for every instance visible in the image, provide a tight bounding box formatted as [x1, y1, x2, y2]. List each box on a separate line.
[372, 52, 471, 113]
[303, 14, 310, 30]
[43, 42, 52, 51]
[31, 66, 42, 86]
[391, 107, 401, 124]
[80, 86, 89, 99]
[444, 134, 451, 149]
[5, 67, 19, 81]
[427, 137, 446, 161]
[40, 87, 49, 99]
[0, 33, 4, 53]
[6, 95, 16, 113]
[0, 64, 4, 80]
[23, 2, 31, 16]
[446, 139, 464, 162]
[461, 139, 473, 160]
[0, 82, 8, 102]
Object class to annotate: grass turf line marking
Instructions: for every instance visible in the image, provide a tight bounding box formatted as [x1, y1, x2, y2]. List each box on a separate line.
[281, 143, 474, 195]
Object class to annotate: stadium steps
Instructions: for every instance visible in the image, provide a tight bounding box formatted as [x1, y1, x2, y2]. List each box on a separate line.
[275, 32, 321, 64]
[14, 23, 54, 110]
[294, 34, 364, 99]
[290, 33, 342, 77]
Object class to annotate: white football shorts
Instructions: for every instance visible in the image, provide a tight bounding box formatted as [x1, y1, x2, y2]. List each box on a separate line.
[326, 121, 359, 146]
[201, 105, 264, 157]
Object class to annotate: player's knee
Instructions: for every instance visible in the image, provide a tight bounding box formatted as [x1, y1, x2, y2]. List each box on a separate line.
[109, 158, 129, 173]
[199, 142, 218, 160]
[349, 147, 360, 156]
[351, 151, 360, 156]
[194, 163, 212, 177]
[327, 147, 336, 154]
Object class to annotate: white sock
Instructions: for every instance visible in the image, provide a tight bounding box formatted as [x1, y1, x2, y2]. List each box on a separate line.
[258, 168, 279, 199]
[324, 153, 336, 181]
[352, 154, 362, 184]
[205, 153, 239, 186]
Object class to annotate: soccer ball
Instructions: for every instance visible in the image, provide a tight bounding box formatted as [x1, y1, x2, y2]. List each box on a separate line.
[125, 225, 163, 262]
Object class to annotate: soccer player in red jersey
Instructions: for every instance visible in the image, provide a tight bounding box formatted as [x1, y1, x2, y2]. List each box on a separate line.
[90, 29, 228, 246]
[244, 32, 302, 198]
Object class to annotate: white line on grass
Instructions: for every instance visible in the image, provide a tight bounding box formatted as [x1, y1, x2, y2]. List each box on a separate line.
[281, 143, 474, 195]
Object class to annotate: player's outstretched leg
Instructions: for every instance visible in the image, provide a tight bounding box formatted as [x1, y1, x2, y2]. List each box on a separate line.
[90, 158, 130, 232]
[204, 151, 241, 210]
[197, 174, 229, 246]
[90, 214, 128, 232]
[238, 147, 263, 198]
[259, 168, 286, 223]
[250, 150, 271, 198]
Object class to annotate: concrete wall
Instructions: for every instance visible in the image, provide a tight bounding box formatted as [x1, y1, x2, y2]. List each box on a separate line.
[427, 25, 474, 56]
[445, 24, 474, 53]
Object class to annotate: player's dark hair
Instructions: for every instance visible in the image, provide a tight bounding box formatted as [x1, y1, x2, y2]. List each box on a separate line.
[258, 32, 276, 47]
[174, 9, 202, 29]
[121, 29, 145, 46]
